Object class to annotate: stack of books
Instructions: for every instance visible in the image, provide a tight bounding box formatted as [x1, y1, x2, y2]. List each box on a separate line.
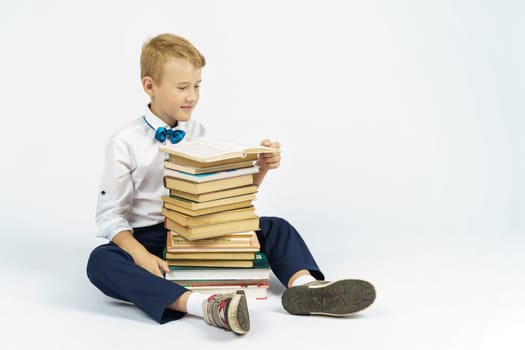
[159, 137, 280, 299]
[164, 232, 271, 299]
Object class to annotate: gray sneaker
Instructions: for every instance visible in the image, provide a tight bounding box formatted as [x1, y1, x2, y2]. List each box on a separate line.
[203, 290, 250, 335]
[282, 279, 376, 316]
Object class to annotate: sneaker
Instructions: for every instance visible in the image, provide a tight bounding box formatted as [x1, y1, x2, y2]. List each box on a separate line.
[281, 279, 376, 316]
[203, 290, 250, 335]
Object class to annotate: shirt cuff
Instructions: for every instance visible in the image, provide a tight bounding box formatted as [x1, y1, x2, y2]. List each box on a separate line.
[96, 222, 133, 242]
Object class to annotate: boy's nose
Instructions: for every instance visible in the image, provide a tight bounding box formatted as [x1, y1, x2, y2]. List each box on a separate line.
[186, 89, 197, 102]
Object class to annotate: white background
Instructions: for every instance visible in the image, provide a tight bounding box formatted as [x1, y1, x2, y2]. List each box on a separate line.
[0, 1, 523, 349]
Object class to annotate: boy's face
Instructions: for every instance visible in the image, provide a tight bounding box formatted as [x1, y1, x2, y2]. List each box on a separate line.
[144, 57, 202, 126]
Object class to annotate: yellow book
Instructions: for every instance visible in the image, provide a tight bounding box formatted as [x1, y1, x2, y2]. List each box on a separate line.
[168, 153, 258, 168]
[165, 217, 260, 240]
[162, 193, 256, 211]
[166, 259, 256, 268]
[165, 251, 256, 260]
[163, 166, 259, 183]
[162, 206, 256, 226]
[164, 174, 254, 194]
[163, 200, 254, 217]
[164, 159, 255, 175]
[166, 231, 260, 252]
[169, 185, 258, 202]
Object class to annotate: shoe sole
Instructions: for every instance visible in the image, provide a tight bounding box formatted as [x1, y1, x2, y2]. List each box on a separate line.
[227, 290, 250, 335]
[282, 279, 376, 316]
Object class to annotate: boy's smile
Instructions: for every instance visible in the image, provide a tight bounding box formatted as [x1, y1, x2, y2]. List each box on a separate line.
[144, 57, 202, 127]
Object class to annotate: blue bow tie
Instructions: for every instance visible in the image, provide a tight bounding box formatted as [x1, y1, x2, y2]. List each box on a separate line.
[155, 127, 185, 144]
[143, 116, 185, 144]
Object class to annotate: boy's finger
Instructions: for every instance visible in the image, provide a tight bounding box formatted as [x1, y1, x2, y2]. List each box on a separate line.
[157, 257, 170, 272]
[261, 153, 274, 159]
[262, 156, 280, 164]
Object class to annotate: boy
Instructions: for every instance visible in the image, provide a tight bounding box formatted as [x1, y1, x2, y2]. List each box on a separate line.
[87, 33, 375, 335]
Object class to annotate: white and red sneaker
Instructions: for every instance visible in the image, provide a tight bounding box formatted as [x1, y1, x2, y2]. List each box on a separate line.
[203, 290, 250, 335]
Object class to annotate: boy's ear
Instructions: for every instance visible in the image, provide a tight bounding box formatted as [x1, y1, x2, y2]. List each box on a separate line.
[142, 76, 155, 97]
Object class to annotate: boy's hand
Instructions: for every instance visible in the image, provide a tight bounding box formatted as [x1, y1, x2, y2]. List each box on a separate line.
[256, 139, 281, 172]
[132, 249, 170, 278]
[112, 230, 169, 278]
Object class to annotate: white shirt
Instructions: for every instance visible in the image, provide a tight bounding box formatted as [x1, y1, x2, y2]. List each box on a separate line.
[95, 107, 206, 240]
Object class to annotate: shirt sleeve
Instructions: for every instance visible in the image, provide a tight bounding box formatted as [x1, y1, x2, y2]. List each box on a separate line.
[95, 136, 136, 241]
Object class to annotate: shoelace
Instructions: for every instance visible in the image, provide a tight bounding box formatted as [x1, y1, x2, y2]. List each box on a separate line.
[206, 295, 230, 329]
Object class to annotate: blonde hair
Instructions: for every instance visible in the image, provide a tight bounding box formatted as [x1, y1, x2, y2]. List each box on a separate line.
[140, 33, 206, 83]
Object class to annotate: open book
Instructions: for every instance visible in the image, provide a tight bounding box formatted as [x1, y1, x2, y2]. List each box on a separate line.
[159, 137, 280, 164]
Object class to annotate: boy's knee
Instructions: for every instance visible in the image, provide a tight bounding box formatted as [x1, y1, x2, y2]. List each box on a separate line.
[260, 216, 291, 230]
[86, 244, 120, 282]
[86, 246, 103, 281]
[259, 216, 301, 242]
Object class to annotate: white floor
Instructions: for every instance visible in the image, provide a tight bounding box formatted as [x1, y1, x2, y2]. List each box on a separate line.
[1, 228, 524, 350]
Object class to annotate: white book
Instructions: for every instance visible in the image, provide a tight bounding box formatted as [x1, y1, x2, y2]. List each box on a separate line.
[163, 165, 260, 183]
[165, 267, 270, 281]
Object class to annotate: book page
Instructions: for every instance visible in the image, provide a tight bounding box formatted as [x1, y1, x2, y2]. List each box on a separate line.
[168, 138, 240, 158]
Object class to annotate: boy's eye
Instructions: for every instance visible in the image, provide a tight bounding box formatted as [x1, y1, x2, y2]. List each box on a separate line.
[177, 85, 199, 91]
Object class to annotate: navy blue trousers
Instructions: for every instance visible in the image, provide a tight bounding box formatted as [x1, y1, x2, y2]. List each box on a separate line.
[86, 216, 324, 323]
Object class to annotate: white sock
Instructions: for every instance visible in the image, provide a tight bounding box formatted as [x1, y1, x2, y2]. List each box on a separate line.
[291, 274, 316, 287]
[185, 292, 210, 318]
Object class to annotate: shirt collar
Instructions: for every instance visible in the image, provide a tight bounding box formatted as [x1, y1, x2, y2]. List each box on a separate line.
[143, 106, 187, 132]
